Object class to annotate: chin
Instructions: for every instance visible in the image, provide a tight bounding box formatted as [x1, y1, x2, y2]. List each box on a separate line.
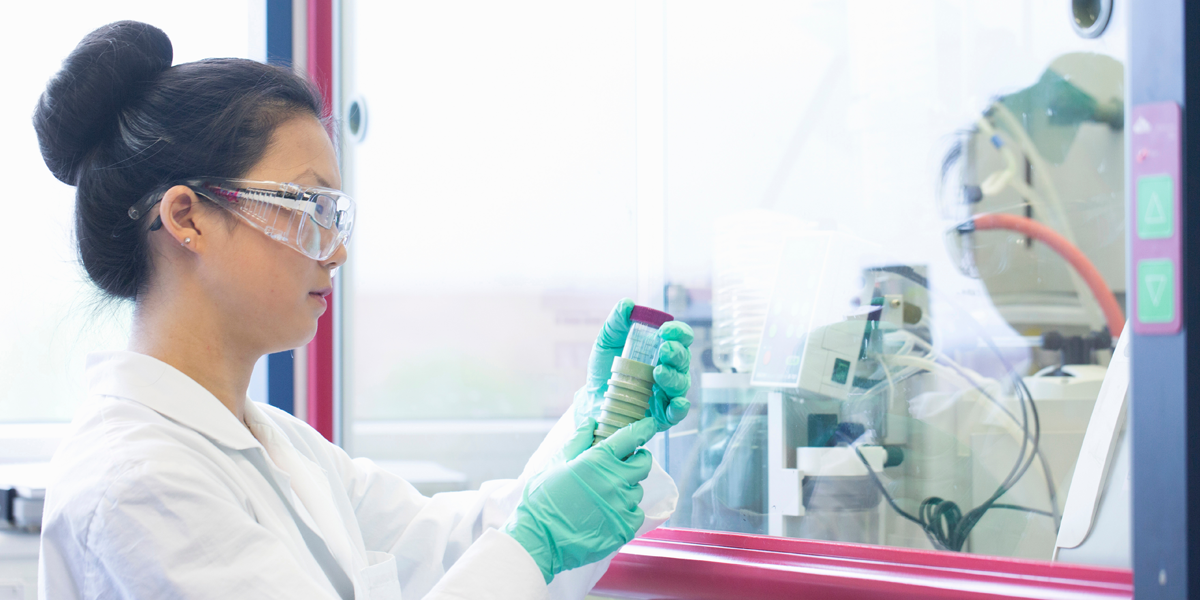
[271, 321, 320, 354]
[299, 322, 321, 346]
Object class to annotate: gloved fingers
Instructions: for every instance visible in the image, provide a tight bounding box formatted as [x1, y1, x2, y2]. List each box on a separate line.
[627, 481, 645, 509]
[621, 447, 653, 482]
[572, 387, 599, 427]
[656, 341, 690, 372]
[649, 388, 670, 431]
[560, 418, 597, 462]
[624, 506, 647, 539]
[658, 321, 695, 347]
[586, 299, 635, 389]
[666, 396, 690, 427]
[598, 417, 657, 461]
[649, 389, 687, 431]
[595, 299, 634, 352]
[653, 364, 691, 398]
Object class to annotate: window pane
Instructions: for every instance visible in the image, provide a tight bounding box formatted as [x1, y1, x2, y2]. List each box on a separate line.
[346, 2, 638, 424]
[662, 0, 1129, 564]
[0, 2, 255, 423]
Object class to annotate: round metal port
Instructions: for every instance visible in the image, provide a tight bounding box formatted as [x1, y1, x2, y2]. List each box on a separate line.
[1071, 0, 1112, 39]
[346, 96, 368, 143]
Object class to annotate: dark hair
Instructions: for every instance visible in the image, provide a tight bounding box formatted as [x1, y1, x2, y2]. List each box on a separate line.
[33, 21, 325, 300]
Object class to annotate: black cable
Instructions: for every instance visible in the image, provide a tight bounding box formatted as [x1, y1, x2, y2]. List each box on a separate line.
[992, 504, 1057, 518]
[861, 266, 1060, 549]
[879, 267, 1056, 512]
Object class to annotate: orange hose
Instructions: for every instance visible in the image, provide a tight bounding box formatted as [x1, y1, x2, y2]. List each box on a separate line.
[972, 213, 1125, 337]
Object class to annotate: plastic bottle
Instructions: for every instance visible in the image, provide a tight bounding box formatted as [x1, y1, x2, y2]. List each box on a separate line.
[593, 306, 674, 445]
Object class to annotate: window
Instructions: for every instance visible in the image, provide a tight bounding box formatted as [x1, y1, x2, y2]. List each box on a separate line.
[659, 0, 1129, 564]
[342, 2, 640, 485]
[0, 2, 258, 426]
[337, 0, 1133, 578]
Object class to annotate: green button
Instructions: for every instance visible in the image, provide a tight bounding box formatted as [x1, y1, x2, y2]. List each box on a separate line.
[830, 358, 851, 384]
[1137, 259, 1175, 324]
[1137, 175, 1174, 239]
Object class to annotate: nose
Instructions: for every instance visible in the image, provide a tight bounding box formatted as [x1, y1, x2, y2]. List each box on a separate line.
[322, 242, 349, 271]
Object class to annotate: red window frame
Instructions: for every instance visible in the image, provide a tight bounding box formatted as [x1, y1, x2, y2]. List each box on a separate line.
[312, 6, 1135, 598]
[594, 528, 1132, 600]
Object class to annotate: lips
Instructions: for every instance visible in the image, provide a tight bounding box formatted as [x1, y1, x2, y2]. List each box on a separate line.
[309, 287, 331, 312]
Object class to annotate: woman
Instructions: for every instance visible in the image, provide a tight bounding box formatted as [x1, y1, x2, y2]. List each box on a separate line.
[35, 21, 693, 599]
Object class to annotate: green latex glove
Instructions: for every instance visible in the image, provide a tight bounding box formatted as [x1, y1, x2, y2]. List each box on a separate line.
[504, 417, 658, 583]
[573, 299, 695, 432]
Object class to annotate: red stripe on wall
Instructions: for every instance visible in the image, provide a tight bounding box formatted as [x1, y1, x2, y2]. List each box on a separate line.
[306, 0, 335, 442]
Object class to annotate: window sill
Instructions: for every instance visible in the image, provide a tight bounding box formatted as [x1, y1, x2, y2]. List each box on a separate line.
[0, 423, 69, 463]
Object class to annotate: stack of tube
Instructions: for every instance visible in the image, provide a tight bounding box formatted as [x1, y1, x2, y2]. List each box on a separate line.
[593, 306, 674, 445]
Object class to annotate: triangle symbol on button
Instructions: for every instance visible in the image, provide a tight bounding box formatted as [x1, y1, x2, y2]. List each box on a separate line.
[1146, 193, 1167, 224]
[1134, 117, 1152, 134]
[1146, 274, 1168, 306]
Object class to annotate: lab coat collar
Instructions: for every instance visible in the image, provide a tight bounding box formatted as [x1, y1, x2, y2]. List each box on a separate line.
[86, 350, 262, 451]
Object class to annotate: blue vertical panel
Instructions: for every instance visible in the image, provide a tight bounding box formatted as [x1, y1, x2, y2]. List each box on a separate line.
[267, 351, 295, 414]
[1129, 0, 1197, 598]
[264, 0, 296, 414]
[266, 0, 293, 67]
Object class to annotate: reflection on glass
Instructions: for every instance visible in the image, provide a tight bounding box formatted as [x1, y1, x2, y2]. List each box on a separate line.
[663, 1, 1127, 563]
[346, 3, 639, 421]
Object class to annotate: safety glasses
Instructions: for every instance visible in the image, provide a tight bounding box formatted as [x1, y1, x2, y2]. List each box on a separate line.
[129, 178, 355, 261]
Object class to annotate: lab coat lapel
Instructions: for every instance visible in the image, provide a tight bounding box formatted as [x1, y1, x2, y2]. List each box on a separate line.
[86, 351, 261, 451]
[244, 401, 368, 589]
[86, 351, 374, 596]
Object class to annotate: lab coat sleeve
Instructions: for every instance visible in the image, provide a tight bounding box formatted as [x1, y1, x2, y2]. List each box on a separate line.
[73, 458, 339, 599]
[420, 529, 550, 600]
[329, 446, 529, 597]
[337, 460, 548, 599]
[330, 411, 676, 600]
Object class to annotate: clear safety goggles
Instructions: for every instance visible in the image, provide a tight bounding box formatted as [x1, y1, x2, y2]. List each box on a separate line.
[129, 178, 355, 261]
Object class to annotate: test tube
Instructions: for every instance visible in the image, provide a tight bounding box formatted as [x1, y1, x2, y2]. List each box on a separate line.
[593, 305, 674, 445]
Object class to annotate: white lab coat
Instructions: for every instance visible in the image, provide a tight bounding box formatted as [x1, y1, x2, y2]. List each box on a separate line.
[39, 351, 678, 599]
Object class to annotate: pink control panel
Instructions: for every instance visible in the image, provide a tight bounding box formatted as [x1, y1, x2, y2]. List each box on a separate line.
[1130, 102, 1182, 335]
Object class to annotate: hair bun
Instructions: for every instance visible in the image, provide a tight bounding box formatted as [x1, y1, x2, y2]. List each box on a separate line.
[33, 21, 173, 185]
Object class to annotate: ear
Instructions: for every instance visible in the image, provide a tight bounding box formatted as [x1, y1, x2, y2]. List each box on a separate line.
[156, 185, 204, 251]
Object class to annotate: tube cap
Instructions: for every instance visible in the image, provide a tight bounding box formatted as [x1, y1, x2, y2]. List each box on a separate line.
[630, 305, 674, 328]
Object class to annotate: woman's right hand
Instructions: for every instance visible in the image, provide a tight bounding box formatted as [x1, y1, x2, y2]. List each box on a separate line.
[502, 416, 657, 583]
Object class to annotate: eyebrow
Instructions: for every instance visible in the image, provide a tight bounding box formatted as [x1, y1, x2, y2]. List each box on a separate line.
[291, 168, 334, 189]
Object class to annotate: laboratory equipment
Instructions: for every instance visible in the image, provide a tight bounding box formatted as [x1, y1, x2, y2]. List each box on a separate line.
[751, 232, 886, 399]
[593, 305, 674, 445]
[0, 463, 47, 533]
[712, 211, 816, 373]
[748, 247, 1097, 553]
[1053, 324, 1129, 567]
[689, 373, 768, 534]
[941, 53, 1125, 339]
[0, 463, 46, 599]
[627, 0, 1148, 590]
